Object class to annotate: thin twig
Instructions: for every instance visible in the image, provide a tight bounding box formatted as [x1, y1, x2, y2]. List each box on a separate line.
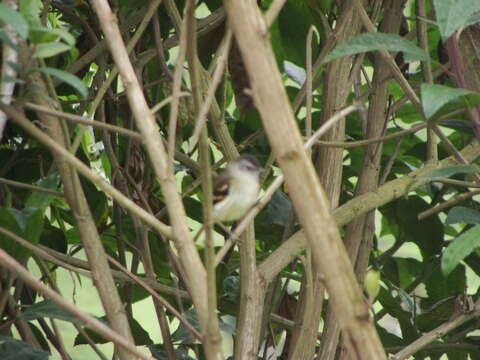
[0, 177, 63, 197]
[188, 29, 232, 153]
[0, 247, 155, 360]
[392, 299, 480, 360]
[305, 26, 314, 138]
[0, 226, 92, 278]
[38, 244, 189, 299]
[418, 190, 480, 220]
[0, 0, 19, 141]
[1, 103, 172, 238]
[431, 123, 480, 183]
[379, 138, 402, 185]
[24, 102, 142, 141]
[435, 178, 480, 188]
[316, 123, 428, 148]
[167, 8, 190, 170]
[150, 92, 191, 115]
[184, 0, 224, 357]
[416, 0, 437, 162]
[87, 0, 162, 119]
[107, 255, 203, 341]
[152, 13, 175, 81]
[264, 0, 287, 28]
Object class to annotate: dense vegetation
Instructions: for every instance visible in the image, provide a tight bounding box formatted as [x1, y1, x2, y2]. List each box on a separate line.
[1, 0, 480, 359]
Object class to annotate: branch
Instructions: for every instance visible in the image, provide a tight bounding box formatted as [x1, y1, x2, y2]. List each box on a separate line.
[38, 245, 189, 299]
[1, 104, 172, 238]
[0, 177, 62, 197]
[316, 123, 427, 148]
[0, 0, 19, 140]
[106, 256, 203, 341]
[90, 0, 211, 342]
[258, 140, 480, 282]
[418, 190, 480, 220]
[392, 299, 480, 360]
[223, 1, 386, 358]
[24, 103, 142, 141]
[0, 247, 154, 360]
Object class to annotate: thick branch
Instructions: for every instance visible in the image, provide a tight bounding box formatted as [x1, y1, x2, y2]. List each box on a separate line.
[259, 140, 480, 282]
[89, 0, 212, 344]
[223, 0, 386, 358]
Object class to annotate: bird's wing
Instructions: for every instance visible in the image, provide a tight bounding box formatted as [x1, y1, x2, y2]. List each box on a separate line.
[213, 174, 229, 205]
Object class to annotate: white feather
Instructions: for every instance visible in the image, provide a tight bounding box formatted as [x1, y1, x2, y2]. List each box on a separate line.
[213, 160, 260, 222]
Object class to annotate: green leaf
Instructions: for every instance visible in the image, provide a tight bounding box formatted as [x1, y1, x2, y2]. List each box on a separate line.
[377, 287, 418, 341]
[421, 84, 475, 118]
[380, 196, 444, 258]
[433, 0, 480, 41]
[35, 67, 87, 98]
[0, 4, 29, 39]
[424, 264, 466, 304]
[0, 336, 49, 360]
[25, 174, 59, 210]
[322, 32, 428, 64]
[171, 308, 200, 344]
[39, 224, 67, 254]
[222, 275, 240, 302]
[0, 29, 19, 49]
[277, 0, 317, 66]
[446, 206, 480, 225]
[20, 0, 42, 27]
[264, 190, 293, 226]
[147, 345, 195, 360]
[0, 208, 29, 261]
[219, 315, 236, 335]
[442, 225, 480, 275]
[419, 164, 479, 181]
[33, 42, 71, 58]
[415, 296, 457, 332]
[29, 26, 75, 46]
[74, 316, 152, 345]
[27, 322, 49, 352]
[22, 208, 43, 245]
[129, 316, 153, 346]
[19, 300, 83, 324]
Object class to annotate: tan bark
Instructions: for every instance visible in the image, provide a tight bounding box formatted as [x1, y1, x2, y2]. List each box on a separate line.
[223, 1, 387, 358]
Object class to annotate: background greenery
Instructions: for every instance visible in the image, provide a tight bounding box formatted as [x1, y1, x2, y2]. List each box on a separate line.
[1, 0, 480, 359]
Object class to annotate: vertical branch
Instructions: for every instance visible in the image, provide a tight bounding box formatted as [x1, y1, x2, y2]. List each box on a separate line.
[189, 29, 232, 152]
[295, 2, 364, 358]
[89, 0, 211, 345]
[163, 0, 239, 160]
[0, 248, 153, 360]
[336, 2, 407, 359]
[0, 0, 19, 140]
[446, 31, 480, 141]
[21, 52, 136, 359]
[234, 226, 266, 360]
[184, 0, 224, 358]
[138, 223, 176, 360]
[305, 26, 314, 138]
[222, 1, 386, 359]
[167, 9, 189, 168]
[416, 0, 437, 162]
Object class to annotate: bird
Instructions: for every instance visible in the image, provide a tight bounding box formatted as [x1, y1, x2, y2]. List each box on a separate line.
[212, 154, 263, 222]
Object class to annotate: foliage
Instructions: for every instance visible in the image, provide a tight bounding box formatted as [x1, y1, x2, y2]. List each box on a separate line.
[0, 0, 480, 359]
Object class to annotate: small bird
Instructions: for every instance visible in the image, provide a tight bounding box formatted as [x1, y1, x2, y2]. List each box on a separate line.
[212, 154, 263, 222]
